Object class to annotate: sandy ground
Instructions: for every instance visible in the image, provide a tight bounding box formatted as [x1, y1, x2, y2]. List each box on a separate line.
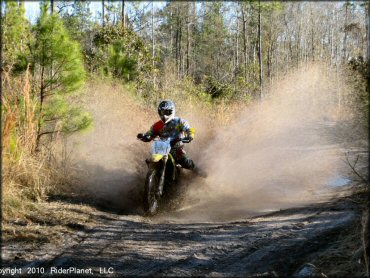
[1, 187, 364, 277]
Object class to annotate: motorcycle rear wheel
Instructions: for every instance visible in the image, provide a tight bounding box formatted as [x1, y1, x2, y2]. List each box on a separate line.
[143, 169, 161, 216]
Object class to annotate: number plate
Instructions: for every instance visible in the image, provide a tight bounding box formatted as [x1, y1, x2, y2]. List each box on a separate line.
[152, 139, 171, 155]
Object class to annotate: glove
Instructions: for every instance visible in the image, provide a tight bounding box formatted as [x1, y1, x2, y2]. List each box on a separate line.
[137, 133, 151, 142]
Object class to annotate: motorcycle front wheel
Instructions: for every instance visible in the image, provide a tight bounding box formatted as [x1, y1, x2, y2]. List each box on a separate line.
[143, 169, 161, 216]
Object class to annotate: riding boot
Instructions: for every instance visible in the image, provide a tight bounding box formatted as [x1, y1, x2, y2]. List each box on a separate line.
[180, 157, 195, 170]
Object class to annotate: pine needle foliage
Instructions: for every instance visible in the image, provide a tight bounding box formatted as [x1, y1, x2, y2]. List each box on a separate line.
[32, 4, 86, 95]
[30, 4, 91, 148]
[2, 2, 30, 73]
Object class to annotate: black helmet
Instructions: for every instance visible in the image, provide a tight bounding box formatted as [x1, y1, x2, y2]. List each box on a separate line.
[158, 100, 175, 123]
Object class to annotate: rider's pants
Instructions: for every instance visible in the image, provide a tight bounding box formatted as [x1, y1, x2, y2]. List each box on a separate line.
[170, 147, 195, 170]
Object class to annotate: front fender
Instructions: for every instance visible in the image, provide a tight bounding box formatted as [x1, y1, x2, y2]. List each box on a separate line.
[146, 155, 168, 170]
[151, 154, 164, 162]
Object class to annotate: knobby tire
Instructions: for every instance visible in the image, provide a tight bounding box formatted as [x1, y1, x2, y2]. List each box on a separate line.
[144, 169, 161, 216]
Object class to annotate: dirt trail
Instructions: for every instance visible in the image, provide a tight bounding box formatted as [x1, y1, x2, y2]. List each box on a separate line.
[1, 189, 360, 277]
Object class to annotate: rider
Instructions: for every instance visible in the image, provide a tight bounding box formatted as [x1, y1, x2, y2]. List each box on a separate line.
[137, 100, 196, 170]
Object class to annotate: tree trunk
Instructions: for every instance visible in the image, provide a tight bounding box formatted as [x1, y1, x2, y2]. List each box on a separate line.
[0, 0, 3, 70]
[288, 39, 293, 65]
[169, 6, 173, 59]
[122, 0, 126, 29]
[311, 25, 314, 61]
[192, 1, 196, 75]
[186, 23, 190, 75]
[50, 0, 54, 14]
[179, 23, 182, 77]
[253, 43, 256, 65]
[267, 43, 272, 83]
[329, 11, 333, 65]
[186, 4, 191, 75]
[366, 3, 369, 60]
[151, 2, 156, 87]
[258, 0, 263, 99]
[175, 7, 180, 77]
[241, 3, 248, 81]
[102, 0, 105, 27]
[35, 63, 45, 151]
[296, 5, 301, 67]
[310, 6, 315, 62]
[235, 19, 239, 77]
[342, 3, 348, 63]
[364, 9, 370, 277]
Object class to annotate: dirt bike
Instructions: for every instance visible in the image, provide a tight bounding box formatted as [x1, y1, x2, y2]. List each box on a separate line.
[139, 135, 191, 216]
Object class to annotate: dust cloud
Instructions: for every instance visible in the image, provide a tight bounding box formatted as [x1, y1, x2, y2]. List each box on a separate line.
[70, 64, 352, 221]
[168, 64, 351, 222]
[68, 81, 156, 213]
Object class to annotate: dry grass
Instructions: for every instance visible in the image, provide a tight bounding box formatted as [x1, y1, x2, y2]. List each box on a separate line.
[2, 201, 99, 243]
[2, 68, 38, 221]
[2, 67, 83, 242]
[309, 214, 365, 277]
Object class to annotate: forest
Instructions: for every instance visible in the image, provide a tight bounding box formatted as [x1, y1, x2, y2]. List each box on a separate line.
[1, 1, 369, 277]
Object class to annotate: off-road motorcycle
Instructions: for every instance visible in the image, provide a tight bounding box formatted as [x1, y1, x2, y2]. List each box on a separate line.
[139, 136, 191, 216]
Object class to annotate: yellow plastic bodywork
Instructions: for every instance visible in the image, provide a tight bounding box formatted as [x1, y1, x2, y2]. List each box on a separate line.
[151, 154, 164, 162]
[189, 127, 195, 139]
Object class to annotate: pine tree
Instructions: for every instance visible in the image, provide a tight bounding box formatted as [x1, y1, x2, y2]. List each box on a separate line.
[32, 4, 91, 150]
[2, 2, 30, 72]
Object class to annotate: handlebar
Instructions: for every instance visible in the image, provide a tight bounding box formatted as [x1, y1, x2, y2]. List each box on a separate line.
[137, 133, 151, 142]
[137, 133, 192, 143]
[181, 138, 192, 143]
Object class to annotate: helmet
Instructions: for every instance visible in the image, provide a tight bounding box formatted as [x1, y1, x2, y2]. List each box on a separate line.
[158, 100, 175, 123]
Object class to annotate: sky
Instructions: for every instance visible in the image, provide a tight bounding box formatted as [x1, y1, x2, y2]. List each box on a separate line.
[24, 1, 107, 23]
[23, 1, 167, 24]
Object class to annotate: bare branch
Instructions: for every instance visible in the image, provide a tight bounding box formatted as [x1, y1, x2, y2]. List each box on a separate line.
[343, 153, 369, 185]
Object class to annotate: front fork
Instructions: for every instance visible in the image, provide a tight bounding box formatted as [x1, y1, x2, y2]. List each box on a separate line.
[147, 155, 168, 198]
[157, 155, 168, 197]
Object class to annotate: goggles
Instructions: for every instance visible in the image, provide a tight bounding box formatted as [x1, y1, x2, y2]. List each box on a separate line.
[160, 109, 173, 116]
